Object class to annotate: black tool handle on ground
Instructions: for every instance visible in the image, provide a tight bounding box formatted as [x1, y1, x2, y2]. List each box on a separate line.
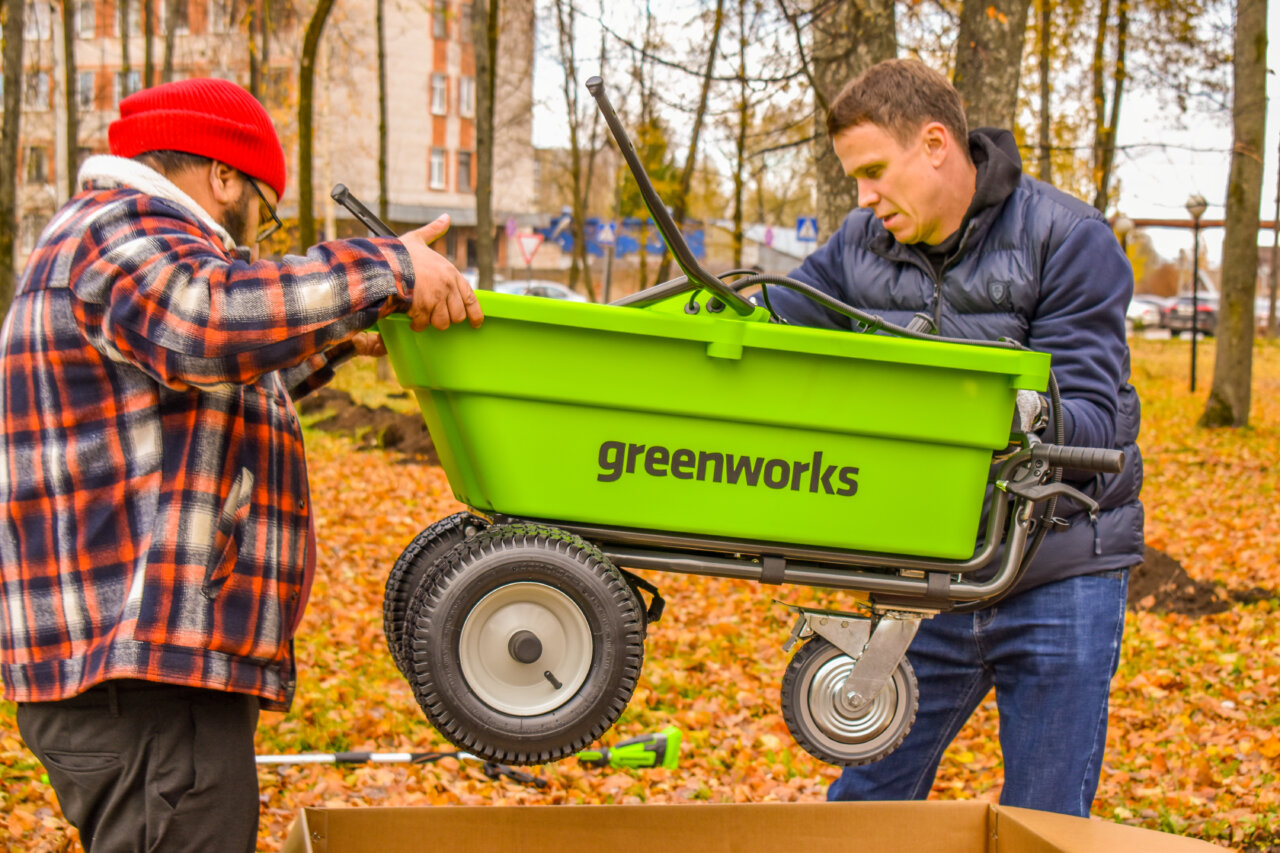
[585, 76, 755, 317]
[331, 184, 396, 238]
[1030, 444, 1125, 473]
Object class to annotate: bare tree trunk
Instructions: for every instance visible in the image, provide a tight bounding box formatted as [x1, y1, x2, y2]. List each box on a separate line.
[473, 0, 498, 290]
[732, 0, 748, 269]
[1037, 0, 1051, 182]
[375, 0, 392, 381]
[60, 0, 79, 198]
[376, 0, 388, 222]
[248, 0, 261, 98]
[807, 0, 896, 240]
[119, 0, 131, 78]
[161, 0, 181, 82]
[297, 0, 336, 250]
[552, 0, 594, 299]
[1092, 0, 1128, 210]
[953, 0, 1032, 130]
[656, 0, 725, 284]
[1269, 133, 1280, 338]
[1200, 0, 1266, 428]
[1, 0, 25, 315]
[1089, 0, 1111, 209]
[142, 0, 154, 88]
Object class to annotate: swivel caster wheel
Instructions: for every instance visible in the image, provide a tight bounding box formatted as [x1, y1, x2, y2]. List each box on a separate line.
[781, 637, 917, 766]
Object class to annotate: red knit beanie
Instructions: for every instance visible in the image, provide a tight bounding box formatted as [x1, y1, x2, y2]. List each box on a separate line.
[109, 78, 287, 199]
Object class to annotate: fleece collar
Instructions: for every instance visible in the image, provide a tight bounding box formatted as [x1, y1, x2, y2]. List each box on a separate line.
[77, 154, 237, 251]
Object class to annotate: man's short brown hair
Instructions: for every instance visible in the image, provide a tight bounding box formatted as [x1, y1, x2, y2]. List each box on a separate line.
[826, 59, 970, 159]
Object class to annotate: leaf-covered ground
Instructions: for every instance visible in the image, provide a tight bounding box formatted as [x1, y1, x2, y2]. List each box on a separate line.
[2, 338, 1277, 851]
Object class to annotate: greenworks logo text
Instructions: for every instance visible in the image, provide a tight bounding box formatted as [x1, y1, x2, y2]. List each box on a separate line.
[596, 440, 858, 497]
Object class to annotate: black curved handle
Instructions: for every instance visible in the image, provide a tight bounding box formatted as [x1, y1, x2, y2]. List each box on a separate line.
[1031, 445, 1125, 473]
[586, 76, 755, 317]
[331, 184, 396, 238]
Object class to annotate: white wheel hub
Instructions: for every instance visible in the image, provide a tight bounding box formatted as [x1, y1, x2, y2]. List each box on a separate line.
[458, 582, 593, 716]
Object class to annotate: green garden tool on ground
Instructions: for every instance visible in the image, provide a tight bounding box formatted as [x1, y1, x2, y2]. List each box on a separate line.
[577, 726, 683, 770]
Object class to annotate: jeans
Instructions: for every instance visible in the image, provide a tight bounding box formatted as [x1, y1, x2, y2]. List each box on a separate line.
[826, 569, 1129, 817]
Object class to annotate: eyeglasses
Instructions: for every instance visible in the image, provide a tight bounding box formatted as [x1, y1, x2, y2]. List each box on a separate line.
[245, 176, 283, 243]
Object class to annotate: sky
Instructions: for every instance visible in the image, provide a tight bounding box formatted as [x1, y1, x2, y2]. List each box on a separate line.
[531, 1, 1280, 267]
[1112, 0, 1280, 263]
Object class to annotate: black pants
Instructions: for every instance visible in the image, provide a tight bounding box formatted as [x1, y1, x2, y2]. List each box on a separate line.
[17, 680, 260, 853]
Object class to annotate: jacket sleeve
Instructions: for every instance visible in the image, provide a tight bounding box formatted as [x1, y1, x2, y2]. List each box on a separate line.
[69, 195, 414, 392]
[761, 222, 856, 330]
[279, 342, 358, 400]
[1031, 216, 1132, 449]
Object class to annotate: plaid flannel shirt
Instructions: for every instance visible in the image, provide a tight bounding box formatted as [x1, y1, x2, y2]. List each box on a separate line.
[0, 161, 413, 710]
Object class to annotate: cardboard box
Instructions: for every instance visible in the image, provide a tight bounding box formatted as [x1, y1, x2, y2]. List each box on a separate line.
[282, 801, 1223, 853]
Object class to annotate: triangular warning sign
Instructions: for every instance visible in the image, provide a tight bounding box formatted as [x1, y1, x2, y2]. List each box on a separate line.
[516, 233, 544, 265]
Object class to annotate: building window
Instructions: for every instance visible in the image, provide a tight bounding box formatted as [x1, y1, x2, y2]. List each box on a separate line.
[24, 2, 53, 39]
[429, 149, 447, 190]
[123, 0, 142, 37]
[210, 0, 230, 33]
[75, 0, 96, 36]
[24, 71, 50, 111]
[161, 0, 189, 34]
[431, 74, 447, 115]
[460, 4, 472, 40]
[459, 76, 474, 118]
[457, 151, 473, 192]
[115, 69, 141, 105]
[432, 4, 447, 39]
[76, 71, 95, 111]
[25, 146, 48, 185]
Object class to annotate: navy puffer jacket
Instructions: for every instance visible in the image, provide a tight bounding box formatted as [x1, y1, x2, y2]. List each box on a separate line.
[769, 129, 1143, 593]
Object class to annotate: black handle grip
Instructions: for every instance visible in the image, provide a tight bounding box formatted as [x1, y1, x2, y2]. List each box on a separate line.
[330, 183, 396, 238]
[586, 76, 756, 317]
[1031, 445, 1125, 473]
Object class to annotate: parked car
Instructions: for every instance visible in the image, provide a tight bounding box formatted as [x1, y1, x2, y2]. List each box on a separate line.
[1126, 295, 1169, 330]
[1160, 294, 1218, 336]
[495, 280, 588, 302]
[461, 269, 504, 288]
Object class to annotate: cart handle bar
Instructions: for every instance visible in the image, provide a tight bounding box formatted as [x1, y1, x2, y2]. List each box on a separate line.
[586, 76, 755, 317]
[331, 184, 397, 238]
[1030, 444, 1124, 473]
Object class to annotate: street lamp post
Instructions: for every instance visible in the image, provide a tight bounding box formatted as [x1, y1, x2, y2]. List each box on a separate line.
[1185, 194, 1208, 392]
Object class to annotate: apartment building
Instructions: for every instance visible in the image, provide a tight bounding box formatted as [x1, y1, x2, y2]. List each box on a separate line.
[7, 0, 536, 267]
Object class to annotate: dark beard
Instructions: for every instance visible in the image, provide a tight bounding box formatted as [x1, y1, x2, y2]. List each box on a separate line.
[218, 182, 254, 248]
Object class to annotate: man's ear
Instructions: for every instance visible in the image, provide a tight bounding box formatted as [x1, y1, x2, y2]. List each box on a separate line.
[920, 122, 950, 167]
[208, 161, 241, 206]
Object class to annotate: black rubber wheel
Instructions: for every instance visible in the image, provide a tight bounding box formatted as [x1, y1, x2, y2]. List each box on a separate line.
[781, 637, 917, 766]
[405, 522, 645, 764]
[384, 512, 489, 678]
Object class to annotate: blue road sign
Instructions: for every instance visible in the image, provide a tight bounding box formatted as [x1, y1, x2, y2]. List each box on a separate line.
[796, 216, 819, 242]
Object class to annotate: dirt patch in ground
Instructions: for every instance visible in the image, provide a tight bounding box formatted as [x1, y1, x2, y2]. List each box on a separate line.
[296, 387, 439, 464]
[1128, 545, 1272, 616]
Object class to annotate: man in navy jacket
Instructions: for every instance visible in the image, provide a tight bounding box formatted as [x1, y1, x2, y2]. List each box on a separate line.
[766, 59, 1142, 816]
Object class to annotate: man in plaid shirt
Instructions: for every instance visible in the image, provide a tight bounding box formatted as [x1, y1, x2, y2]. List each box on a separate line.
[0, 78, 482, 851]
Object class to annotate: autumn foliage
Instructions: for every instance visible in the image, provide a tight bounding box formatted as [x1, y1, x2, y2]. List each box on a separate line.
[2, 338, 1278, 851]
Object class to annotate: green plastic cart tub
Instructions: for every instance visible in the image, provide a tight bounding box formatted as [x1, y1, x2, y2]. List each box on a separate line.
[378, 290, 1050, 560]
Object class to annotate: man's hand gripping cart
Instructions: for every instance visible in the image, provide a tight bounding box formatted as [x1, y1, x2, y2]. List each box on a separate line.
[334, 77, 1126, 770]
